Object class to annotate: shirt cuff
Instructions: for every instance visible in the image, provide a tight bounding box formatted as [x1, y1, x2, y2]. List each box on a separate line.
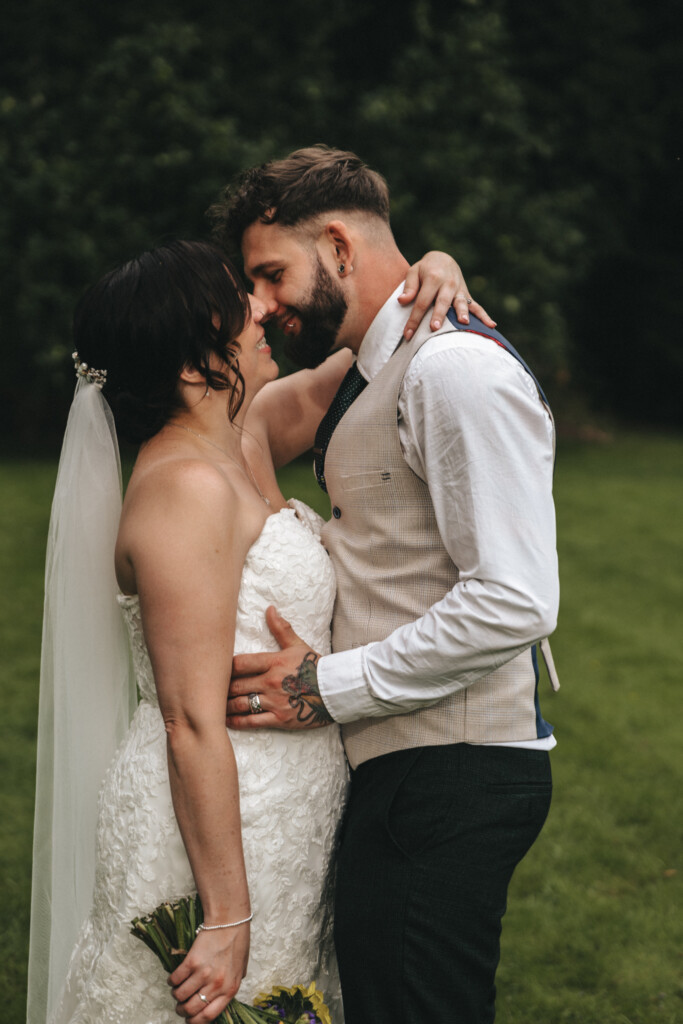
[317, 645, 381, 724]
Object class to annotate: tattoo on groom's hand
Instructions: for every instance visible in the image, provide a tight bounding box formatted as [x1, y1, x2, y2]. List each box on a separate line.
[281, 650, 333, 726]
[227, 607, 334, 730]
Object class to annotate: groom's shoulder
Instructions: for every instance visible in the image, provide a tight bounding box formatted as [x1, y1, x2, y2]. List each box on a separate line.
[406, 318, 517, 373]
[403, 326, 538, 414]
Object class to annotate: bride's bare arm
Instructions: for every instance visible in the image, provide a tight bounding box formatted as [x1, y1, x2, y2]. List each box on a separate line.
[246, 348, 354, 470]
[125, 462, 254, 1023]
[247, 251, 495, 468]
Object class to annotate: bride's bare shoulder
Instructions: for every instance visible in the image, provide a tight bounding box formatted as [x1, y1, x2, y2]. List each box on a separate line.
[116, 452, 256, 595]
[124, 450, 239, 520]
[120, 450, 246, 551]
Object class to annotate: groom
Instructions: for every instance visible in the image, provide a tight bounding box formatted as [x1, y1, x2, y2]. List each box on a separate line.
[218, 146, 560, 1023]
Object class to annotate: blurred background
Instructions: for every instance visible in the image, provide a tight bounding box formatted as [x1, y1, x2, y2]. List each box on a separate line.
[2, 2, 682, 1021]
[0, 0, 681, 449]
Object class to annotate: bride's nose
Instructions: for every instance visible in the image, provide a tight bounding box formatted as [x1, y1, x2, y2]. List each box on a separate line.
[249, 295, 269, 322]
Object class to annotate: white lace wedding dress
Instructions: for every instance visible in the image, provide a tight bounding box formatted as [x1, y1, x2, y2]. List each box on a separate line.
[50, 501, 349, 1024]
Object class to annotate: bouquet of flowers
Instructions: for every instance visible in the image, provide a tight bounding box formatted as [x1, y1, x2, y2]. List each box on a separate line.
[131, 895, 331, 1024]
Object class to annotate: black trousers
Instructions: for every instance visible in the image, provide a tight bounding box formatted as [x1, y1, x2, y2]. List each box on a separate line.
[334, 743, 552, 1024]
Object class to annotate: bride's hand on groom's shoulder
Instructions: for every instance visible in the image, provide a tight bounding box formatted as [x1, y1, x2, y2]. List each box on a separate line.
[399, 250, 497, 340]
[227, 607, 334, 731]
[169, 924, 249, 1022]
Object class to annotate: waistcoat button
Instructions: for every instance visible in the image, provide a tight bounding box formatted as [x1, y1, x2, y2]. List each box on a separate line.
[332, 506, 342, 519]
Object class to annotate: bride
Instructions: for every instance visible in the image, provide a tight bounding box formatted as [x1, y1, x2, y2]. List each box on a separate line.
[28, 240, 482, 1024]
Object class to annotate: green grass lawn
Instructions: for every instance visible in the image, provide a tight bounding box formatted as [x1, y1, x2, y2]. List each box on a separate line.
[2, 436, 682, 1023]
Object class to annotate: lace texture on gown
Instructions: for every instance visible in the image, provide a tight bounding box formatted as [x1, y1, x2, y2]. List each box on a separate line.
[50, 502, 349, 1024]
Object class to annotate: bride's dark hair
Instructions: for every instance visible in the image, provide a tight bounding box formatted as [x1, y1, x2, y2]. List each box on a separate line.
[73, 240, 250, 444]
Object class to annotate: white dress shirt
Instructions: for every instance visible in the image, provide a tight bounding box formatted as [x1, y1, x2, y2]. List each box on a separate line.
[317, 284, 559, 750]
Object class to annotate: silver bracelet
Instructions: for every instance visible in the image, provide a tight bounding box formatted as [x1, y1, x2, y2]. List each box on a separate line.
[196, 912, 253, 935]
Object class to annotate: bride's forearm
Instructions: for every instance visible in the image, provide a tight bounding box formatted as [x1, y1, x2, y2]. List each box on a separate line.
[166, 721, 250, 921]
[249, 349, 354, 469]
[164, 721, 251, 1015]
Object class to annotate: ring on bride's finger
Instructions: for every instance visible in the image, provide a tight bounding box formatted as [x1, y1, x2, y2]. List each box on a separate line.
[248, 692, 263, 714]
[466, 297, 473, 305]
[198, 993, 209, 1005]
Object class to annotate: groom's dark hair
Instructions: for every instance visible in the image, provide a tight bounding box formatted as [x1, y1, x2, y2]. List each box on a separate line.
[209, 145, 391, 254]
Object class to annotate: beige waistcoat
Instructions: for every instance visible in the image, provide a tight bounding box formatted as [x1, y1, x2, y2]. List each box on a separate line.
[321, 329, 549, 769]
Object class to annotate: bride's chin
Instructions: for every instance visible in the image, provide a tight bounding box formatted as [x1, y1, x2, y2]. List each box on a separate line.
[262, 360, 281, 384]
[247, 367, 280, 400]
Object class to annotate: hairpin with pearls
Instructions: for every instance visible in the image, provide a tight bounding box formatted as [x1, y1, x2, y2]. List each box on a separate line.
[72, 351, 107, 390]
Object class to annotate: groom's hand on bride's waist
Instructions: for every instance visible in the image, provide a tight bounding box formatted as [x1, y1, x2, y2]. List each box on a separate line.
[227, 606, 334, 730]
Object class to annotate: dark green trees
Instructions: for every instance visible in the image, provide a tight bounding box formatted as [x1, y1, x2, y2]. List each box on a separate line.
[1, 0, 679, 446]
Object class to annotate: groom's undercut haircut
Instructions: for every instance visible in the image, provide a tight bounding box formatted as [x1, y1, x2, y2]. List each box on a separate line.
[210, 145, 391, 253]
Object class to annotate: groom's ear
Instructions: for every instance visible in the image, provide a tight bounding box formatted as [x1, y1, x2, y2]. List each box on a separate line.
[322, 220, 355, 275]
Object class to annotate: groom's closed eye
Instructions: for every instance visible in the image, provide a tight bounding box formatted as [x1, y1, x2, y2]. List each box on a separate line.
[246, 260, 285, 283]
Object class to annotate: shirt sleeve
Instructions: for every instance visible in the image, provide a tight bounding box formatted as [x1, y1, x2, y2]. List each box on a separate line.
[317, 333, 559, 724]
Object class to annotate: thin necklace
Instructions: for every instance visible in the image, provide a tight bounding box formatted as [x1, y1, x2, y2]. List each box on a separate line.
[169, 423, 271, 507]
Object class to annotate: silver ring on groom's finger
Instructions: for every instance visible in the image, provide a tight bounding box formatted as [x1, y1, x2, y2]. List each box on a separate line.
[198, 993, 209, 1005]
[248, 692, 263, 714]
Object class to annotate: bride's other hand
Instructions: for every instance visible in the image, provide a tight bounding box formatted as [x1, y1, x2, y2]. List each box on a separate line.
[398, 251, 496, 339]
[169, 924, 250, 1022]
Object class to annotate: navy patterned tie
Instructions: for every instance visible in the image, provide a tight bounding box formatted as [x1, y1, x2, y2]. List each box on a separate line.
[313, 362, 368, 492]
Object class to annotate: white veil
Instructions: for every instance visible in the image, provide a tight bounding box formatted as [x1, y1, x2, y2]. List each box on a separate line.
[27, 377, 137, 1023]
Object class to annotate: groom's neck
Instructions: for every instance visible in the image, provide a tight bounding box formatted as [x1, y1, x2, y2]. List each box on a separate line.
[341, 248, 410, 354]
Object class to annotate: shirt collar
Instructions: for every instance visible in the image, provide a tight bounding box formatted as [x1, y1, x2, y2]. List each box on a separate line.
[355, 282, 410, 382]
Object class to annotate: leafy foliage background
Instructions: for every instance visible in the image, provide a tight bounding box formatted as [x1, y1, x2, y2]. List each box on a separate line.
[1, 0, 680, 447]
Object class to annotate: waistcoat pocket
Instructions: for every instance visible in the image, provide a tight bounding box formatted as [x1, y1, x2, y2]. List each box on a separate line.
[339, 468, 394, 492]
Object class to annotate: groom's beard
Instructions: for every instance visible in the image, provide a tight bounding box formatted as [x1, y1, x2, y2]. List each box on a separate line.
[284, 258, 348, 369]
